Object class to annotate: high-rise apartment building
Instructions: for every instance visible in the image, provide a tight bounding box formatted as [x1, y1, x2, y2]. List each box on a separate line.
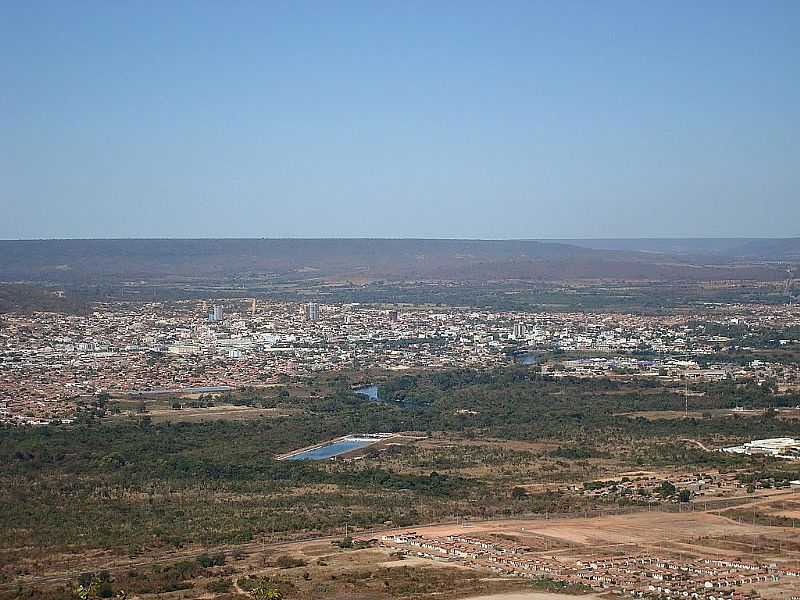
[209, 305, 224, 322]
[306, 302, 319, 322]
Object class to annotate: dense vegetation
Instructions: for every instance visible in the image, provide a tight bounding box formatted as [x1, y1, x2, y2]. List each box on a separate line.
[2, 367, 798, 568]
[0, 284, 91, 315]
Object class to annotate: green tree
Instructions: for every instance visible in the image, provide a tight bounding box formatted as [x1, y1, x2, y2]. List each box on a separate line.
[511, 486, 528, 499]
[658, 481, 676, 497]
[74, 574, 127, 600]
[249, 579, 283, 600]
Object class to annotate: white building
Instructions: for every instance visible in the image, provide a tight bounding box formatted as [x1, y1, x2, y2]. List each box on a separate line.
[723, 437, 800, 459]
[208, 305, 224, 322]
[306, 302, 320, 322]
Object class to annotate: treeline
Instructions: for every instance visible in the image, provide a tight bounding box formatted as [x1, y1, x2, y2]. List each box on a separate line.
[1, 418, 467, 497]
[0, 412, 473, 557]
[374, 367, 800, 439]
[691, 320, 800, 349]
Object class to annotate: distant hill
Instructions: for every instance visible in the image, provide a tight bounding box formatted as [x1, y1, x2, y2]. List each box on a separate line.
[723, 238, 800, 260]
[551, 237, 800, 260]
[0, 238, 790, 284]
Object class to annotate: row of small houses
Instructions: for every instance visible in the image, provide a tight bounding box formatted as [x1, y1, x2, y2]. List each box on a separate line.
[572, 560, 780, 595]
[639, 587, 739, 600]
[639, 573, 778, 597]
[582, 556, 722, 577]
[485, 559, 776, 600]
[445, 534, 529, 555]
[381, 533, 792, 598]
[573, 554, 800, 582]
[382, 532, 509, 562]
[576, 568, 777, 597]
[488, 554, 564, 576]
[382, 532, 527, 555]
[581, 555, 770, 578]
[573, 565, 777, 595]
[702, 559, 768, 571]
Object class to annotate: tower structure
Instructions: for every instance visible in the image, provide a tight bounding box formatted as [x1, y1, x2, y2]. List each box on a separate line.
[306, 302, 319, 322]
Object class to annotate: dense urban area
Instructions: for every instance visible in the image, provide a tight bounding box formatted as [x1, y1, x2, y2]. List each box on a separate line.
[3, 299, 800, 423]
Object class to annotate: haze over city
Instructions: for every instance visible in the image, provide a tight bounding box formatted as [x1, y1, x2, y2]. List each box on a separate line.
[2, 1, 799, 239]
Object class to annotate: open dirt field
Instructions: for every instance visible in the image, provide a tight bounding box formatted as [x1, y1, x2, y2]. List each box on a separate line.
[401, 510, 753, 543]
[142, 405, 286, 422]
[757, 498, 800, 519]
[768, 509, 800, 518]
[377, 508, 800, 566]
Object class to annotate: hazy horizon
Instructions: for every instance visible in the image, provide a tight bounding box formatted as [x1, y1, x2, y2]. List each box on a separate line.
[3, 1, 799, 239]
[1, 235, 798, 242]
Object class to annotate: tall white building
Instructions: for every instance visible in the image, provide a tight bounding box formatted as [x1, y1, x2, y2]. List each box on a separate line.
[306, 302, 319, 322]
[209, 305, 224, 322]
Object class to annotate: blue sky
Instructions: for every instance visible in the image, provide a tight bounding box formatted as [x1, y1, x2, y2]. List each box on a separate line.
[1, 1, 798, 239]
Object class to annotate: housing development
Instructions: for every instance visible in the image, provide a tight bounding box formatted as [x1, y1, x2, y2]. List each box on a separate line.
[380, 529, 798, 599]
